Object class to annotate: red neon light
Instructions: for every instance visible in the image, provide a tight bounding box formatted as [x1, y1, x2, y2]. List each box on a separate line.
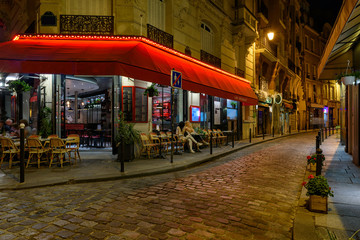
[12, 34, 250, 84]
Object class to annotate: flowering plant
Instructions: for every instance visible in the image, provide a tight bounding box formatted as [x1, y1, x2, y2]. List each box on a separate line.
[302, 175, 334, 197]
[307, 154, 325, 165]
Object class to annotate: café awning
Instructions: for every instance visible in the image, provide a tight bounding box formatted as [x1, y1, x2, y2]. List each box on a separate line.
[0, 34, 258, 105]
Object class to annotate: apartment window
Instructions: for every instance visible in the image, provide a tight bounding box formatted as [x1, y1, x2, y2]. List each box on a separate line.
[201, 22, 215, 55]
[330, 86, 334, 100]
[148, 0, 165, 30]
[311, 38, 315, 52]
[122, 86, 148, 122]
[306, 63, 310, 78]
[312, 65, 317, 79]
[305, 35, 308, 49]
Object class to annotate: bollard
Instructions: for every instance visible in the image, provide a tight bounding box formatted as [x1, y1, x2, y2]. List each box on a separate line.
[249, 128, 252, 143]
[19, 123, 25, 183]
[272, 126, 275, 137]
[321, 128, 324, 142]
[232, 131, 234, 148]
[325, 127, 327, 139]
[316, 147, 323, 176]
[329, 127, 331, 136]
[318, 131, 322, 145]
[289, 126, 291, 134]
[210, 134, 213, 154]
[316, 135, 320, 150]
[120, 142, 125, 172]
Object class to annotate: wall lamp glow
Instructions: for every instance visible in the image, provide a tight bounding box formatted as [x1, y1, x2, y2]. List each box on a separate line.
[267, 32, 274, 41]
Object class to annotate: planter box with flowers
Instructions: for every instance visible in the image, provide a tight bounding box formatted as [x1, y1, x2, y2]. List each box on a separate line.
[302, 175, 334, 213]
[307, 154, 325, 172]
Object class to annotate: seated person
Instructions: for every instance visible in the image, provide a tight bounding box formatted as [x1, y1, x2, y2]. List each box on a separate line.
[176, 121, 201, 153]
[4, 118, 13, 133]
[184, 121, 209, 145]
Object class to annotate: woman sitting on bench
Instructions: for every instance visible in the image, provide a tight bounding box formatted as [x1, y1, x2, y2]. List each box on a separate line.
[176, 121, 201, 153]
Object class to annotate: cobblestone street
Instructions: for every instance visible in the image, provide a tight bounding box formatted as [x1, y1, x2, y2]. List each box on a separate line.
[0, 133, 316, 240]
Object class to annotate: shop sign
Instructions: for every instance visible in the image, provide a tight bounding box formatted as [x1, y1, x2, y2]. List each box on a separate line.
[171, 70, 182, 89]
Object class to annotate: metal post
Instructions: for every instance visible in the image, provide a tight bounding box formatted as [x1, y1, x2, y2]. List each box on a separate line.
[120, 142, 125, 172]
[19, 123, 25, 183]
[272, 126, 274, 137]
[170, 87, 174, 163]
[249, 128, 251, 143]
[316, 147, 323, 176]
[325, 127, 327, 139]
[289, 125, 291, 134]
[321, 128, 324, 142]
[210, 134, 213, 154]
[318, 131, 322, 145]
[316, 135, 320, 150]
[232, 131, 234, 148]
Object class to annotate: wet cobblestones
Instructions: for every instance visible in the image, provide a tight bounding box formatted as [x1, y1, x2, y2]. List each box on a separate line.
[0, 133, 315, 239]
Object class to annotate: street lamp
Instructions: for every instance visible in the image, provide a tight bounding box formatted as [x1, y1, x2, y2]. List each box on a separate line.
[267, 31, 274, 40]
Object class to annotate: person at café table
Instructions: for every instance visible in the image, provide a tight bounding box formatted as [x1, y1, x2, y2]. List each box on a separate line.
[4, 118, 13, 133]
[176, 121, 201, 153]
[184, 121, 209, 145]
[10, 123, 20, 138]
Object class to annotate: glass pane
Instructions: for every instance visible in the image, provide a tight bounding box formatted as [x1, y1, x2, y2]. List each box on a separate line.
[135, 88, 147, 122]
[122, 87, 133, 121]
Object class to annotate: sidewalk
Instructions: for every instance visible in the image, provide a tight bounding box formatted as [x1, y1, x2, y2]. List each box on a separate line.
[0, 131, 310, 190]
[294, 134, 360, 240]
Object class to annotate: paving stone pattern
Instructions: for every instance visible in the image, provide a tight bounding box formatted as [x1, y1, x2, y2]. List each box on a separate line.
[0, 133, 316, 239]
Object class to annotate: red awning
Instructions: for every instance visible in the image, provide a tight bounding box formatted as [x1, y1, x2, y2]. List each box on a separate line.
[0, 34, 258, 105]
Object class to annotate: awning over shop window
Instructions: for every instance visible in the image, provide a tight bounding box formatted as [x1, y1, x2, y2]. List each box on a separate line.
[0, 34, 258, 105]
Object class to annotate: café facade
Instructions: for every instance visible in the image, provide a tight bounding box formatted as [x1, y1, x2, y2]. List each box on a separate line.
[0, 34, 258, 151]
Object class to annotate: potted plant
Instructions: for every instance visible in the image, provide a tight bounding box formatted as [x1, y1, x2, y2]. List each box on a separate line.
[307, 154, 325, 171]
[39, 107, 52, 138]
[302, 175, 334, 213]
[115, 112, 141, 162]
[336, 71, 360, 85]
[7, 79, 32, 94]
[143, 83, 159, 97]
[230, 101, 237, 109]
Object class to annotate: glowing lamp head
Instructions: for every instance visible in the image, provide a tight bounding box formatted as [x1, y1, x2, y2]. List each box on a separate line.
[267, 32, 274, 41]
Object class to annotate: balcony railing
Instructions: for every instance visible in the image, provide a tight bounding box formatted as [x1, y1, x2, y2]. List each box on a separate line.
[234, 6, 257, 32]
[60, 15, 114, 35]
[200, 50, 221, 68]
[256, 37, 277, 57]
[147, 24, 173, 49]
[235, 67, 245, 78]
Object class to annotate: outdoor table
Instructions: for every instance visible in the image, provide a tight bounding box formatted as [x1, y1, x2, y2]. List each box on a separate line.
[222, 130, 233, 146]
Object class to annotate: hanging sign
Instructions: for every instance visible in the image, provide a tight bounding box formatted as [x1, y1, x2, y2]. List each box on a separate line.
[171, 70, 182, 89]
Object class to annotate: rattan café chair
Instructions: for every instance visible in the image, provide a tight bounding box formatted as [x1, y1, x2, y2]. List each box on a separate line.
[26, 138, 49, 168]
[49, 138, 71, 168]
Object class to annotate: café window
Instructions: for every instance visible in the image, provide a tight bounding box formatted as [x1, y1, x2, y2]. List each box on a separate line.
[122, 86, 148, 122]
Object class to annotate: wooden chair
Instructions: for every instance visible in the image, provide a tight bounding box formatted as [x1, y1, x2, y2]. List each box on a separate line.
[166, 131, 184, 151]
[0, 137, 20, 169]
[26, 138, 49, 168]
[28, 135, 40, 139]
[149, 132, 167, 154]
[66, 134, 81, 164]
[49, 138, 71, 168]
[140, 133, 158, 158]
[207, 129, 219, 146]
[215, 129, 227, 145]
[43, 134, 59, 149]
[159, 131, 171, 153]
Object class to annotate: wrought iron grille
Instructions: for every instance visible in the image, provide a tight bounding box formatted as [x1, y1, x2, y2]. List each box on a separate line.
[200, 50, 221, 68]
[147, 24, 173, 49]
[235, 67, 245, 78]
[60, 15, 114, 35]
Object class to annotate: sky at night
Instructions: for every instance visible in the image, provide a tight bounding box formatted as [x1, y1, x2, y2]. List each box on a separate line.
[308, 0, 343, 32]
